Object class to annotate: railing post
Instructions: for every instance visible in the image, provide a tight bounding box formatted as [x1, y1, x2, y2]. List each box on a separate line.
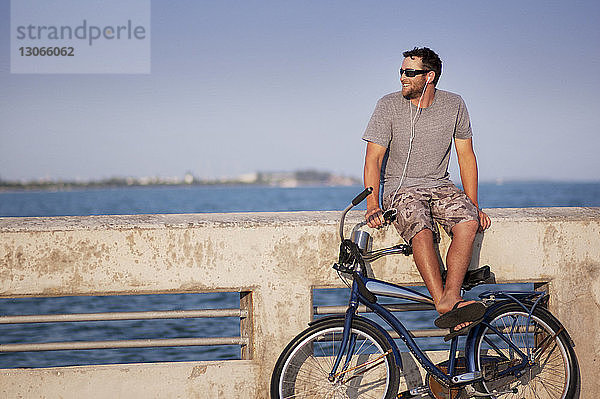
[240, 291, 254, 360]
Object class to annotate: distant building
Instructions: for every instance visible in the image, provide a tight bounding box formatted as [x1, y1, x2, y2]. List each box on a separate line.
[184, 173, 194, 184]
[237, 172, 258, 184]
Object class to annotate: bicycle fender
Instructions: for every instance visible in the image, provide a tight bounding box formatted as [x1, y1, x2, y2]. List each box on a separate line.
[309, 315, 403, 369]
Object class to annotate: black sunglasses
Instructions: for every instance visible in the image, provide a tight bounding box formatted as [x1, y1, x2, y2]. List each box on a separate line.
[399, 68, 430, 78]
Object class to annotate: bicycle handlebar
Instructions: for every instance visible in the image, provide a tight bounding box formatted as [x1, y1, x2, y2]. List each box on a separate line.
[340, 187, 400, 241]
[339, 187, 373, 240]
[338, 188, 410, 263]
[351, 187, 373, 206]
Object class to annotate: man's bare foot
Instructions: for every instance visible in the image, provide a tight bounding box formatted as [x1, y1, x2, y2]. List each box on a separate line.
[436, 295, 475, 315]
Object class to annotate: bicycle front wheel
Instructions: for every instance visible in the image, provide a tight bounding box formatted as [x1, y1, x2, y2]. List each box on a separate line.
[473, 303, 579, 398]
[271, 318, 400, 399]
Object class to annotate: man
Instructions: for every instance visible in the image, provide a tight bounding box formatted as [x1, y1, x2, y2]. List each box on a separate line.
[362, 47, 491, 340]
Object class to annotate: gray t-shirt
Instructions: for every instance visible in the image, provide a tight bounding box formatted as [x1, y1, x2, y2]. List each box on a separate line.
[362, 89, 472, 204]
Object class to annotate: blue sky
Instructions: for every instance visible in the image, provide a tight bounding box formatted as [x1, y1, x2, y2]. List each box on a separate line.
[1, 0, 599, 182]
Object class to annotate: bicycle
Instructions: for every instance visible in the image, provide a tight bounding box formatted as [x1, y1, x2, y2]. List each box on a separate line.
[271, 187, 580, 398]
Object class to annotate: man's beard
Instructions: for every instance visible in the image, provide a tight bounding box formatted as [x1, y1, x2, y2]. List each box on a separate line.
[402, 81, 426, 100]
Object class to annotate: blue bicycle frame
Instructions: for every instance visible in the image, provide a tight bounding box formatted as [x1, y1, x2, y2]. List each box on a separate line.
[327, 268, 550, 387]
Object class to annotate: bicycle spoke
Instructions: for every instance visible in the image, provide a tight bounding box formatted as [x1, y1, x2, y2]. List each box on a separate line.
[334, 350, 391, 378]
[276, 324, 393, 399]
[475, 307, 574, 399]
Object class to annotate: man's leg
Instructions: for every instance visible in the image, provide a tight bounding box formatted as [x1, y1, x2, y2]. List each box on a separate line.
[412, 221, 483, 334]
[429, 184, 480, 315]
[435, 220, 479, 334]
[411, 228, 445, 309]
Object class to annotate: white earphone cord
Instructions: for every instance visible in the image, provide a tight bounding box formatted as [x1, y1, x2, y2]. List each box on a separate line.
[387, 79, 429, 210]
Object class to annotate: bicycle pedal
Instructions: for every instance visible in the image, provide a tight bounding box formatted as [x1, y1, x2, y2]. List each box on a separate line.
[464, 384, 518, 397]
[397, 385, 428, 398]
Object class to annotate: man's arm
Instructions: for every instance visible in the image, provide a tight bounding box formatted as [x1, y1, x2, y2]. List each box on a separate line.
[455, 138, 491, 230]
[364, 141, 387, 228]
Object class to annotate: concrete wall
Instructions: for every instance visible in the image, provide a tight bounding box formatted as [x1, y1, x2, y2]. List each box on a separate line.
[1, 207, 599, 398]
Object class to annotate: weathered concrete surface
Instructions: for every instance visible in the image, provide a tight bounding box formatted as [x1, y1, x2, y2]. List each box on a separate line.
[1, 207, 599, 397]
[0, 361, 259, 398]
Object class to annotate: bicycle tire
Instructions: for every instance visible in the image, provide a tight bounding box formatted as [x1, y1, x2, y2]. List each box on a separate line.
[473, 303, 580, 398]
[270, 317, 400, 399]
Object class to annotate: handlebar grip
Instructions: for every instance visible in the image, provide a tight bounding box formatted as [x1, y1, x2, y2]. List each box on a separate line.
[351, 187, 373, 206]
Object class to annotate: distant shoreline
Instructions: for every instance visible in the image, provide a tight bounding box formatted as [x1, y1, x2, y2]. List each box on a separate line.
[1, 178, 599, 194]
[0, 170, 362, 193]
[0, 181, 362, 193]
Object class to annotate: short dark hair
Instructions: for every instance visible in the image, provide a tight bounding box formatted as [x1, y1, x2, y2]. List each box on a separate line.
[402, 47, 442, 86]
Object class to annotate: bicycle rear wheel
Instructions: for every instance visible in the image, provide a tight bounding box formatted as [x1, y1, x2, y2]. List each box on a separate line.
[271, 318, 400, 399]
[473, 303, 579, 398]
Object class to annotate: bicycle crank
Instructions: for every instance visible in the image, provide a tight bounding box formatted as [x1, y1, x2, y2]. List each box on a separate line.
[427, 378, 518, 399]
[426, 373, 460, 399]
[425, 359, 466, 399]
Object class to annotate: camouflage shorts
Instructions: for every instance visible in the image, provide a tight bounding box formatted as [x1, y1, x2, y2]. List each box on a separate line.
[384, 184, 479, 243]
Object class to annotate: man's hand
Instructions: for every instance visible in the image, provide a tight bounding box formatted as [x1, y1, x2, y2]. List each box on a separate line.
[366, 206, 385, 229]
[478, 209, 491, 231]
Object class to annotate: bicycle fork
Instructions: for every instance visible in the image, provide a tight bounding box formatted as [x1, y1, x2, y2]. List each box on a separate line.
[328, 304, 359, 382]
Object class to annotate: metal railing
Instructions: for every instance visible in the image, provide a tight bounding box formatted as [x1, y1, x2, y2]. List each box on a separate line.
[0, 308, 248, 353]
[0, 308, 247, 324]
[0, 291, 254, 360]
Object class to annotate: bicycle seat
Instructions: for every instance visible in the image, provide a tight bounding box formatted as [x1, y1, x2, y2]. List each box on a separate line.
[442, 265, 494, 291]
